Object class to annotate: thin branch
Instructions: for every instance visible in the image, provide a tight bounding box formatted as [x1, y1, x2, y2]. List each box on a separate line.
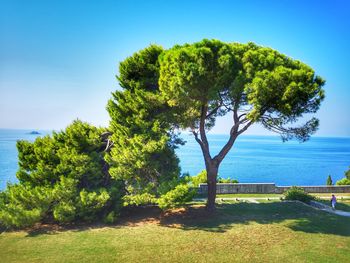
[238, 113, 247, 120]
[191, 130, 203, 146]
[218, 91, 233, 112]
[192, 129, 212, 165]
[206, 104, 222, 119]
[238, 121, 253, 135]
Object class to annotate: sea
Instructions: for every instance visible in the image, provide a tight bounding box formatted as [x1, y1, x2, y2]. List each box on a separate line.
[0, 129, 349, 190]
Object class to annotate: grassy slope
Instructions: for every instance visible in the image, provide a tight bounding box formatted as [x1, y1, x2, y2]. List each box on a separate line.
[1, 202, 350, 263]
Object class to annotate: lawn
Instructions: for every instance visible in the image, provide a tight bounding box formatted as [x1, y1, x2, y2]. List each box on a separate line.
[1, 202, 350, 263]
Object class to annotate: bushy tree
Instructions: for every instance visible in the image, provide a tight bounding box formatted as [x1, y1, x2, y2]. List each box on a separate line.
[335, 167, 350, 185]
[336, 178, 350, 185]
[106, 45, 183, 199]
[158, 184, 196, 210]
[0, 120, 124, 228]
[158, 39, 325, 211]
[283, 186, 315, 203]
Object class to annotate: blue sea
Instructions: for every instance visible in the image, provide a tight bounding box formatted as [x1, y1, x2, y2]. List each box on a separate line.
[0, 129, 349, 190]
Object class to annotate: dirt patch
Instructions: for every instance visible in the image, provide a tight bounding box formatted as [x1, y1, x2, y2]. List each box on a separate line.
[6, 205, 215, 236]
[118, 206, 162, 226]
[160, 205, 216, 228]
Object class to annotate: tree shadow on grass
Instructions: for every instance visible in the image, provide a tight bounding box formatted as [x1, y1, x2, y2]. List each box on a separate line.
[23, 202, 350, 237]
[159, 202, 350, 236]
[24, 206, 162, 237]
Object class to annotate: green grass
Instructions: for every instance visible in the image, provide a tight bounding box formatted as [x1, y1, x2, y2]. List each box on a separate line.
[1, 202, 350, 263]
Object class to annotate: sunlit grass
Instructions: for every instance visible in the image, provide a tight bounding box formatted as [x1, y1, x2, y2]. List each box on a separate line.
[1, 202, 349, 263]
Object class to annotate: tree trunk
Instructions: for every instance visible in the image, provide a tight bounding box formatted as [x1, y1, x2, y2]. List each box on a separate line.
[206, 164, 218, 212]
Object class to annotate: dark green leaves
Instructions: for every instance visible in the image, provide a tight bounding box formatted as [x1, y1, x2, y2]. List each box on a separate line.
[159, 39, 325, 141]
[1, 120, 124, 228]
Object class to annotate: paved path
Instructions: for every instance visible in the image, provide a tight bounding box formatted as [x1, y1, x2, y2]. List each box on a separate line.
[193, 198, 350, 217]
[193, 197, 280, 203]
[308, 200, 350, 217]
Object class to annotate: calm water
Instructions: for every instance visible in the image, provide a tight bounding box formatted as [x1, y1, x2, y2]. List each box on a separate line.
[175, 134, 350, 186]
[0, 129, 51, 190]
[0, 129, 349, 190]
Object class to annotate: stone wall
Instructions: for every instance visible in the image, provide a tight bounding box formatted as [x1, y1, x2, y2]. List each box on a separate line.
[274, 185, 350, 194]
[197, 183, 350, 194]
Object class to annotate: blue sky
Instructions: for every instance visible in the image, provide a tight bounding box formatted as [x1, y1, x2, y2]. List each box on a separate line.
[1, 0, 349, 136]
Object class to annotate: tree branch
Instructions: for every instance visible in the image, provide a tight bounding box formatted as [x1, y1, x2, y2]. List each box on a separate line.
[192, 129, 212, 166]
[205, 104, 222, 119]
[213, 131, 238, 165]
[218, 91, 233, 112]
[238, 121, 253, 135]
[200, 104, 209, 149]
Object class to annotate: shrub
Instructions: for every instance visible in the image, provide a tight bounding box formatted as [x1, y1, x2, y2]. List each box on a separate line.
[283, 186, 315, 203]
[0, 120, 125, 229]
[103, 211, 118, 224]
[190, 170, 238, 186]
[53, 202, 76, 222]
[123, 193, 157, 206]
[0, 184, 53, 228]
[335, 167, 350, 185]
[345, 166, 350, 179]
[218, 177, 239, 183]
[335, 178, 350, 185]
[158, 184, 196, 210]
[190, 170, 207, 187]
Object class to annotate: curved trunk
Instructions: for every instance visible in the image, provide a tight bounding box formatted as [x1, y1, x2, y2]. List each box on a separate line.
[206, 164, 218, 212]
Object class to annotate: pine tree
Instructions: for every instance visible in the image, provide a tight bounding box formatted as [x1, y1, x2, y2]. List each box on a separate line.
[326, 175, 333, 185]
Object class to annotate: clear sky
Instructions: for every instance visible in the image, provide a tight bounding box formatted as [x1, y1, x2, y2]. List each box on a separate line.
[1, 0, 349, 136]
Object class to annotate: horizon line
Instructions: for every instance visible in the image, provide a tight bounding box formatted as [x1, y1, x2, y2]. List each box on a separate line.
[0, 128, 349, 139]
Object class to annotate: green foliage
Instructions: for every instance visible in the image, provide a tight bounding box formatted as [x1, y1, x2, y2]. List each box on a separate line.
[158, 184, 196, 210]
[335, 178, 350, 186]
[326, 175, 333, 186]
[218, 177, 239, 183]
[158, 39, 325, 141]
[156, 174, 191, 196]
[190, 170, 238, 187]
[283, 186, 315, 203]
[103, 211, 117, 224]
[335, 167, 350, 185]
[107, 45, 182, 197]
[190, 170, 207, 187]
[0, 184, 52, 228]
[78, 188, 111, 221]
[107, 40, 325, 211]
[345, 167, 350, 179]
[53, 202, 76, 223]
[123, 193, 157, 206]
[0, 120, 124, 228]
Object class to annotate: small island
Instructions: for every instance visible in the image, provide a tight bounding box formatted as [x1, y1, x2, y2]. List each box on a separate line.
[28, 131, 40, 135]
